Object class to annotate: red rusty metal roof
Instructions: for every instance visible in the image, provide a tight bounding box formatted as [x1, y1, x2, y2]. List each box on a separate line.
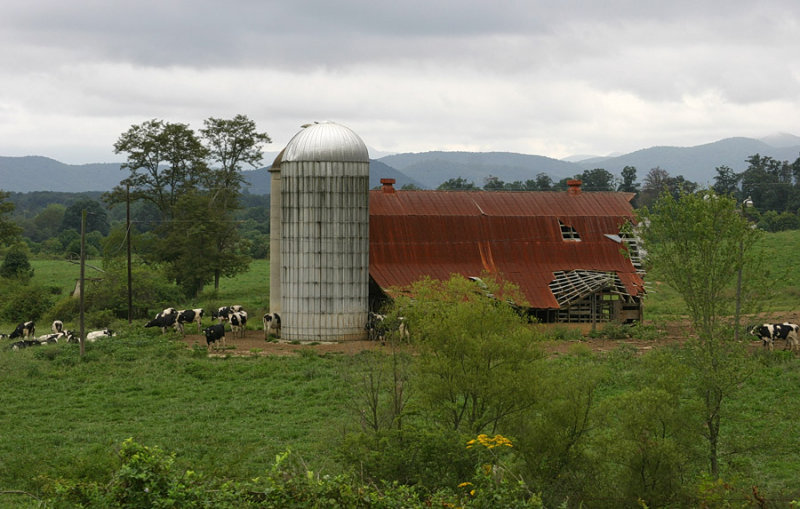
[369, 186, 644, 309]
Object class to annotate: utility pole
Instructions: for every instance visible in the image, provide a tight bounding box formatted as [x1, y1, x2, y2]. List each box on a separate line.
[127, 184, 133, 324]
[79, 209, 86, 357]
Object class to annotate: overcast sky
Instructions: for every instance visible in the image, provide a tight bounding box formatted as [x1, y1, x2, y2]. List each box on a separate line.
[1, 0, 799, 165]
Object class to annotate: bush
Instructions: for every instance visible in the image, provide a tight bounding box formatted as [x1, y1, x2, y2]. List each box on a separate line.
[0, 246, 34, 281]
[0, 280, 53, 322]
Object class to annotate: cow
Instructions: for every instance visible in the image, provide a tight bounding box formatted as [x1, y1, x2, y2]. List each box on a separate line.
[9, 321, 35, 340]
[750, 323, 800, 351]
[365, 312, 387, 341]
[145, 308, 178, 333]
[10, 339, 41, 350]
[86, 329, 115, 342]
[51, 320, 64, 334]
[263, 312, 281, 339]
[175, 308, 204, 335]
[36, 333, 64, 344]
[212, 305, 244, 322]
[229, 310, 247, 338]
[203, 323, 225, 350]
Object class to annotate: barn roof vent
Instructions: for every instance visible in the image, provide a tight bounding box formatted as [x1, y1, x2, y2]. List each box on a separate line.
[567, 179, 582, 195]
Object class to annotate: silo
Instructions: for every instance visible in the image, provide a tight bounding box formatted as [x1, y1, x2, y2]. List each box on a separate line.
[279, 122, 370, 341]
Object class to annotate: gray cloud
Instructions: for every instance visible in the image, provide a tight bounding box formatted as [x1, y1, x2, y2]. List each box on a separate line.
[1, 0, 799, 164]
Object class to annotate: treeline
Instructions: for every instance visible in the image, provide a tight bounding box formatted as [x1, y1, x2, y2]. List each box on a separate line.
[435, 153, 800, 232]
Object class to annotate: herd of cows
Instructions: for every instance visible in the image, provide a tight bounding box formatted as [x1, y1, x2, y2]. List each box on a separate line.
[1, 310, 797, 352]
[1, 305, 282, 352]
[143, 306, 282, 350]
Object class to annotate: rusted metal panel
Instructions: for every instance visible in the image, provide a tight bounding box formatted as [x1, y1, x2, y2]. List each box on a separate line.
[369, 189, 642, 310]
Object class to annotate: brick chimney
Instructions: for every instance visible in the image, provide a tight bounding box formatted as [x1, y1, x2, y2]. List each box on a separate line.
[381, 178, 396, 194]
[567, 179, 582, 195]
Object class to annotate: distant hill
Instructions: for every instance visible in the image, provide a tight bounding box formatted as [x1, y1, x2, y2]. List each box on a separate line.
[379, 151, 581, 189]
[573, 137, 800, 185]
[0, 157, 421, 194]
[3, 135, 800, 192]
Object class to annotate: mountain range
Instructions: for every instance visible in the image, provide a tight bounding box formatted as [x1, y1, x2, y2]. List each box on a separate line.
[2, 134, 798, 193]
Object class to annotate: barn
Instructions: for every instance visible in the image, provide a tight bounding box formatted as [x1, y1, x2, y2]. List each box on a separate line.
[269, 122, 646, 340]
[368, 178, 645, 324]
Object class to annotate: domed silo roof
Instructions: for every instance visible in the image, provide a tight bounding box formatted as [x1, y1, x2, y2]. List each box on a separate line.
[283, 121, 369, 163]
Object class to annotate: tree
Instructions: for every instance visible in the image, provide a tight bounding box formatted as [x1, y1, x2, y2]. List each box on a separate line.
[110, 119, 209, 220]
[482, 175, 506, 191]
[637, 190, 762, 478]
[617, 166, 639, 193]
[740, 154, 794, 213]
[437, 177, 478, 190]
[394, 274, 543, 434]
[0, 190, 22, 247]
[0, 245, 34, 281]
[62, 198, 109, 235]
[526, 173, 553, 191]
[576, 168, 615, 191]
[199, 114, 270, 289]
[712, 165, 740, 197]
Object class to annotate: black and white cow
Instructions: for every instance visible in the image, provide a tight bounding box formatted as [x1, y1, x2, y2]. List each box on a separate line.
[86, 329, 115, 342]
[229, 310, 247, 338]
[175, 308, 204, 335]
[145, 308, 178, 334]
[203, 323, 226, 350]
[750, 323, 800, 351]
[365, 312, 387, 341]
[10, 339, 41, 350]
[212, 305, 244, 322]
[9, 321, 35, 340]
[263, 312, 281, 339]
[51, 320, 64, 334]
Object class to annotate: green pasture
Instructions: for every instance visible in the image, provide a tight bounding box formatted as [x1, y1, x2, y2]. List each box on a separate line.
[1, 231, 800, 505]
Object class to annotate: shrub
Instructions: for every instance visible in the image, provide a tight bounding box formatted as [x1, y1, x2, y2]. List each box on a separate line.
[0, 280, 53, 322]
[0, 246, 34, 281]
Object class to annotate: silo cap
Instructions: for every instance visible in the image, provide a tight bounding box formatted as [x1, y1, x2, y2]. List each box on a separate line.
[283, 121, 369, 163]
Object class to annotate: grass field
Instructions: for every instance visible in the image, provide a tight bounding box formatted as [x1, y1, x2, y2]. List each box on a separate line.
[2, 232, 800, 506]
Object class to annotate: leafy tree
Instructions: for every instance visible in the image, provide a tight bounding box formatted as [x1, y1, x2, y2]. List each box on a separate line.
[712, 165, 740, 197]
[482, 175, 506, 191]
[110, 119, 209, 220]
[526, 173, 553, 191]
[29, 203, 66, 242]
[0, 245, 34, 281]
[637, 190, 762, 478]
[62, 198, 110, 235]
[740, 154, 795, 213]
[617, 165, 639, 193]
[437, 177, 478, 190]
[0, 190, 22, 246]
[199, 114, 270, 289]
[576, 168, 615, 191]
[394, 274, 543, 434]
[400, 183, 422, 190]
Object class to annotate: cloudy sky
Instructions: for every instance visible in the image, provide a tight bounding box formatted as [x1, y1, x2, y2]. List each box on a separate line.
[1, 0, 799, 164]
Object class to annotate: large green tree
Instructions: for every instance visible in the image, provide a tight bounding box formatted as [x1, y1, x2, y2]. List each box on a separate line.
[199, 114, 270, 289]
[637, 190, 762, 478]
[393, 274, 543, 434]
[110, 119, 209, 220]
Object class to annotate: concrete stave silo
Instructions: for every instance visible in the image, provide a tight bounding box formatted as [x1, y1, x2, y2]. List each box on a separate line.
[275, 122, 369, 341]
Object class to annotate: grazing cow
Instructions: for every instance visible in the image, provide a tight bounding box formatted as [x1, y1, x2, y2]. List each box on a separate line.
[229, 310, 247, 338]
[175, 308, 204, 335]
[203, 323, 225, 350]
[212, 305, 244, 322]
[145, 308, 178, 333]
[86, 329, 115, 342]
[365, 312, 387, 341]
[750, 323, 800, 351]
[263, 312, 281, 339]
[9, 321, 35, 340]
[51, 320, 64, 334]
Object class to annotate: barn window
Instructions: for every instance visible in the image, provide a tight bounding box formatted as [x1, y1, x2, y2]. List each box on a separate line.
[559, 221, 581, 241]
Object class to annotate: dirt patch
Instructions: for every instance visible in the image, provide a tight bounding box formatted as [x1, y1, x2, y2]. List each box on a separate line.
[177, 313, 798, 358]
